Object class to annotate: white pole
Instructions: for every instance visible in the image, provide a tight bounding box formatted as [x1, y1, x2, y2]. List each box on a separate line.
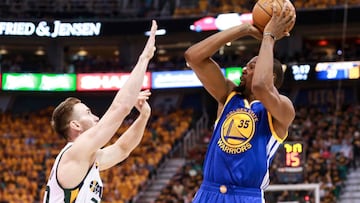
[266, 183, 320, 203]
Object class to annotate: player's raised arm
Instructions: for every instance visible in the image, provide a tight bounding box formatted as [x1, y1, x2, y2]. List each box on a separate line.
[56, 20, 157, 189]
[97, 90, 152, 171]
[252, 1, 296, 139]
[184, 23, 262, 105]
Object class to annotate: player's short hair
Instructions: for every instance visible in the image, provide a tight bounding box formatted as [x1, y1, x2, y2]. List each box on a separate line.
[51, 97, 81, 140]
[273, 58, 284, 89]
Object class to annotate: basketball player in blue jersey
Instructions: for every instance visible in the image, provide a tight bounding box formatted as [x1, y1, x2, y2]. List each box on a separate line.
[184, 1, 296, 203]
[42, 20, 157, 203]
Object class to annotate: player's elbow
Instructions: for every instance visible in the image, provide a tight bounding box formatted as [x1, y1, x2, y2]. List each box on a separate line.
[184, 47, 200, 68]
[117, 143, 132, 159]
[184, 47, 193, 62]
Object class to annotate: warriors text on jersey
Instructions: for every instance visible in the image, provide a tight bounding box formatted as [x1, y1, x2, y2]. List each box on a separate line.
[193, 92, 287, 203]
[43, 143, 103, 203]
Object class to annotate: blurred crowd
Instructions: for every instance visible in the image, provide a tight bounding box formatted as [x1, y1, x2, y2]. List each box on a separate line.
[1, 38, 359, 74]
[1, 90, 360, 203]
[0, 1, 359, 203]
[0, 0, 358, 20]
[0, 0, 359, 74]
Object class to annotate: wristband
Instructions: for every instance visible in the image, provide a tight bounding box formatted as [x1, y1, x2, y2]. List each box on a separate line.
[263, 32, 277, 41]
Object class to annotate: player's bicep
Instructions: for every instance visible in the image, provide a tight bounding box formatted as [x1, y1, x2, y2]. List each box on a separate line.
[261, 88, 295, 128]
[192, 61, 235, 104]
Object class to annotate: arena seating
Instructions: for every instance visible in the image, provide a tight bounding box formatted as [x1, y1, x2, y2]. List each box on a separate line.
[0, 0, 358, 74]
[0, 1, 359, 203]
[0, 0, 358, 19]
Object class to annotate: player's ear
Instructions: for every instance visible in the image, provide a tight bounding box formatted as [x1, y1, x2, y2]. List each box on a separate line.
[69, 120, 81, 131]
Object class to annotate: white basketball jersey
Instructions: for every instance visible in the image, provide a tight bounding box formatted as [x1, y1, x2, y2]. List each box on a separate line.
[43, 143, 103, 203]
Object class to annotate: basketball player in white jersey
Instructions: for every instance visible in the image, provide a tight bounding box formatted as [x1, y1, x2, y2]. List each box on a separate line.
[43, 20, 157, 203]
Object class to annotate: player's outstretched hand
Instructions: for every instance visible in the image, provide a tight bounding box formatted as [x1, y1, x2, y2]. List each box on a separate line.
[140, 20, 158, 60]
[264, 0, 296, 41]
[135, 89, 151, 117]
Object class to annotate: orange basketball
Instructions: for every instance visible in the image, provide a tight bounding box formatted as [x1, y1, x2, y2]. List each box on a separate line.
[252, 0, 295, 33]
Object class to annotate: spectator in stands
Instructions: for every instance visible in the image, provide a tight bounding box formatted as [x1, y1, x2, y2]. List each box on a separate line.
[184, 2, 296, 203]
[172, 179, 185, 199]
[42, 20, 157, 203]
[352, 131, 360, 169]
[340, 136, 354, 169]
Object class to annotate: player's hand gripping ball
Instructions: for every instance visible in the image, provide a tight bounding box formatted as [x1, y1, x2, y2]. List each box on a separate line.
[252, 0, 296, 33]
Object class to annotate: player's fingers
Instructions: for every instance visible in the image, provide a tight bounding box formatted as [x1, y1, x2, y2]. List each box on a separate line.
[140, 89, 151, 94]
[272, 2, 278, 15]
[151, 20, 157, 34]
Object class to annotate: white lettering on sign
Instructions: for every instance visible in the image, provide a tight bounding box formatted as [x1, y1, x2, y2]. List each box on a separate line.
[0, 22, 35, 35]
[152, 71, 202, 88]
[4, 75, 36, 89]
[291, 64, 310, 81]
[0, 21, 101, 37]
[78, 74, 150, 91]
[51, 21, 101, 38]
[40, 75, 72, 90]
[35, 21, 51, 37]
[80, 75, 128, 90]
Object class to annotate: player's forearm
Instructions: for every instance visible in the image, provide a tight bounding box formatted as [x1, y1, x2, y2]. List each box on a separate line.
[111, 56, 150, 112]
[185, 24, 250, 66]
[115, 113, 150, 154]
[110, 21, 156, 113]
[252, 35, 275, 92]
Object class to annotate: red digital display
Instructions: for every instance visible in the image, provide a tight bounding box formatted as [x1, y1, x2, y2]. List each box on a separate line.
[283, 142, 303, 167]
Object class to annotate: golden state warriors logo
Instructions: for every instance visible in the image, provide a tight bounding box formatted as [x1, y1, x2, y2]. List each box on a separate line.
[217, 108, 258, 154]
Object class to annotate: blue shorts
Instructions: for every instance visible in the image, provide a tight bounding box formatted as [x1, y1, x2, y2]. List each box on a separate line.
[192, 181, 264, 203]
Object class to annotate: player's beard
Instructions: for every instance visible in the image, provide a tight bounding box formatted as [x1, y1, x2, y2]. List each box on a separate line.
[233, 84, 245, 94]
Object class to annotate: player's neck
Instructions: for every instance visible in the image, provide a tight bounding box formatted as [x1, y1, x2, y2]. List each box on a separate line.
[243, 89, 255, 102]
[246, 94, 256, 103]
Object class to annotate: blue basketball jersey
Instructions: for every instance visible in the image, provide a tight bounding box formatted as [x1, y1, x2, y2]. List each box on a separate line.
[202, 91, 287, 190]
